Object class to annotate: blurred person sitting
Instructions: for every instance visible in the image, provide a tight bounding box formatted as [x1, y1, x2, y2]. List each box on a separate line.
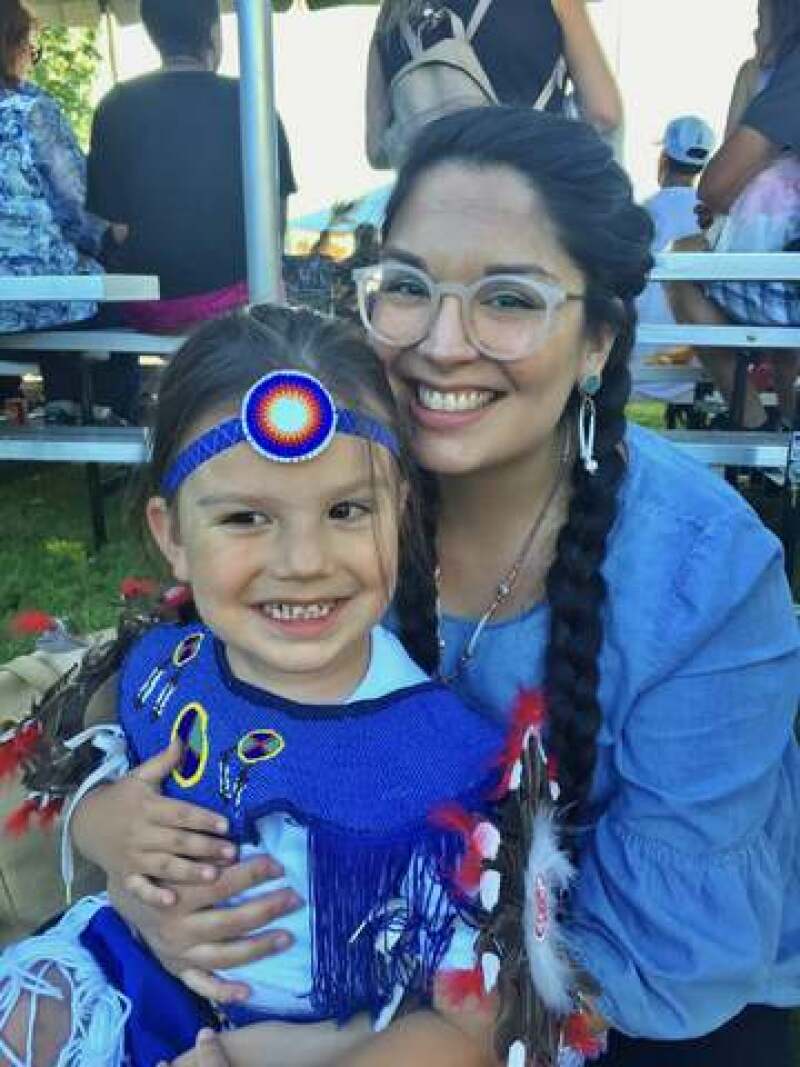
[365, 0, 622, 168]
[0, 0, 129, 420]
[85, 0, 296, 335]
[669, 0, 800, 431]
[631, 116, 715, 412]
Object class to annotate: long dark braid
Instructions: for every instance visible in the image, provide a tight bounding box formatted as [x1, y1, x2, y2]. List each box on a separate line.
[382, 108, 654, 1060]
[545, 321, 631, 828]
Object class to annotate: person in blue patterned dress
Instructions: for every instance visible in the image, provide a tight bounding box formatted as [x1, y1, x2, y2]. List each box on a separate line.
[0, 0, 128, 414]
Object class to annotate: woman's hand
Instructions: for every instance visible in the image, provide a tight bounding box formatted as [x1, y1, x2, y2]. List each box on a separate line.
[109, 857, 302, 1003]
[163, 1029, 232, 1067]
[71, 739, 238, 907]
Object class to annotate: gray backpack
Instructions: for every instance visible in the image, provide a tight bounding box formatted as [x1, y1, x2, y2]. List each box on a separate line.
[382, 0, 567, 167]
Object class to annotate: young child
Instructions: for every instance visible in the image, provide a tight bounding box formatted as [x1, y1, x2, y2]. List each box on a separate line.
[0, 307, 502, 1067]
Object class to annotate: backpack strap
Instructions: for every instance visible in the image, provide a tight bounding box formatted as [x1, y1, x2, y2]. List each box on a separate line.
[532, 53, 568, 111]
[465, 0, 493, 40]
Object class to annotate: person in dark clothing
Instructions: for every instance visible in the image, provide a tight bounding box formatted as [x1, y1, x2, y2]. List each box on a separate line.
[365, 0, 621, 168]
[87, 0, 296, 315]
[668, 0, 800, 429]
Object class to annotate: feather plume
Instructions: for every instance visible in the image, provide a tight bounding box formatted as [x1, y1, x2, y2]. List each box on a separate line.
[563, 1011, 606, 1057]
[523, 808, 576, 1013]
[5, 796, 40, 836]
[0, 721, 42, 780]
[492, 689, 547, 799]
[434, 966, 487, 1009]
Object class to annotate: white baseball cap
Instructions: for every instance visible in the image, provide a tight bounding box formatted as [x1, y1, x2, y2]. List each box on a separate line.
[661, 116, 716, 166]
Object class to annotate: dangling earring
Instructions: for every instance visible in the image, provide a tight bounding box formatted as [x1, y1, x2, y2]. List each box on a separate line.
[578, 373, 602, 475]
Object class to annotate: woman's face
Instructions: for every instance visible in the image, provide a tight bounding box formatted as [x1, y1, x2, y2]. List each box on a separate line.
[376, 163, 612, 479]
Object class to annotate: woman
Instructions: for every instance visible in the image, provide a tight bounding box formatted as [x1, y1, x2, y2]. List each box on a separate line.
[669, 0, 800, 430]
[74, 109, 798, 1066]
[0, 0, 129, 419]
[365, 0, 622, 168]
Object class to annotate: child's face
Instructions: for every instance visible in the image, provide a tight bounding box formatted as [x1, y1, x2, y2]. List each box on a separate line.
[148, 423, 403, 703]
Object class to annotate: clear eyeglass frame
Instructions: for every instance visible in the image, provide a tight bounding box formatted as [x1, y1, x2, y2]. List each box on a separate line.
[353, 260, 585, 362]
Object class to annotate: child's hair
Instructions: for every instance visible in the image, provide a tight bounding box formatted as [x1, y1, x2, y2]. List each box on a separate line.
[140, 304, 440, 674]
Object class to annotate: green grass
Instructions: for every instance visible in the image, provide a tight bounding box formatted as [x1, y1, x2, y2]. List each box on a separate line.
[0, 463, 151, 662]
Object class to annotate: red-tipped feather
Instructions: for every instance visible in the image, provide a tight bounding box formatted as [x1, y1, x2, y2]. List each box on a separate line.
[430, 804, 484, 893]
[120, 577, 157, 600]
[563, 1011, 605, 1057]
[0, 721, 42, 780]
[37, 797, 64, 829]
[8, 611, 56, 637]
[456, 844, 484, 894]
[4, 797, 40, 837]
[434, 967, 487, 1008]
[430, 803, 476, 837]
[492, 688, 547, 799]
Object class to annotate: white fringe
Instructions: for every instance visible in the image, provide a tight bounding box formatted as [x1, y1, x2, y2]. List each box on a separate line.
[523, 808, 576, 1014]
[0, 896, 130, 1067]
[59, 726, 129, 903]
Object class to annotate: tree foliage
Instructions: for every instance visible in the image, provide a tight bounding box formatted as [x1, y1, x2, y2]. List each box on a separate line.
[32, 26, 100, 149]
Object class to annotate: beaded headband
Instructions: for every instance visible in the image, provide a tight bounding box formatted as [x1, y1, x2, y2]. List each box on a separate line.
[161, 370, 400, 496]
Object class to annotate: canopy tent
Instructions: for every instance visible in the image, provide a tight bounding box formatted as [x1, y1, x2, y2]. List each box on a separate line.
[34, 0, 378, 302]
[33, 0, 375, 27]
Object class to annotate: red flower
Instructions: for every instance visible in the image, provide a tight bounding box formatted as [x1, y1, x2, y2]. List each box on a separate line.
[8, 610, 56, 636]
[120, 577, 158, 600]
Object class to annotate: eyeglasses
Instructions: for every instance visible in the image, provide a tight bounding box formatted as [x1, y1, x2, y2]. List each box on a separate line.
[353, 261, 585, 362]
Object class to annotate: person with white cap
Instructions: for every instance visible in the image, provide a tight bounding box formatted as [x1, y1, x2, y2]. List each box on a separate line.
[631, 115, 715, 410]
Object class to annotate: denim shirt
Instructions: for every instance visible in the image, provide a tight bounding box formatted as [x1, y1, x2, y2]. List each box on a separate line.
[0, 83, 106, 332]
[438, 423, 800, 1039]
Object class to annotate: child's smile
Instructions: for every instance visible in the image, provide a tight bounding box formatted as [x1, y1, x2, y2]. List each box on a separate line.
[149, 427, 402, 704]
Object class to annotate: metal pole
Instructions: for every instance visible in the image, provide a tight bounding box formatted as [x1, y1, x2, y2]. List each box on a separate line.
[236, 0, 282, 303]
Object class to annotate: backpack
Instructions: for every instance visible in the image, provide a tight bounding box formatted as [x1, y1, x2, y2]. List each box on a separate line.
[381, 0, 568, 167]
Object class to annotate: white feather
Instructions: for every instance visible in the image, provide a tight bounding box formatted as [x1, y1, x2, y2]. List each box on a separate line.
[523, 808, 576, 1013]
[507, 1039, 527, 1067]
[473, 820, 502, 860]
[480, 868, 502, 910]
[481, 951, 501, 993]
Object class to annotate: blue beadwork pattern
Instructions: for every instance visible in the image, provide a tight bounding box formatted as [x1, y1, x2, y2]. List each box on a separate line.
[161, 372, 401, 495]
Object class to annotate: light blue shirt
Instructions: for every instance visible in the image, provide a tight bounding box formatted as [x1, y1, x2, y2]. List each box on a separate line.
[438, 424, 800, 1039]
[0, 83, 106, 332]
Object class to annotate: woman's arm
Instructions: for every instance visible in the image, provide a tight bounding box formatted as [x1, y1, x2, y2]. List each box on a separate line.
[170, 1010, 496, 1067]
[724, 57, 761, 138]
[550, 0, 622, 134]
[565, 512, 799, 1039]
[697, 125, 778, 214]
[365, 35, 393, 169]
[27, 92, 110, 257]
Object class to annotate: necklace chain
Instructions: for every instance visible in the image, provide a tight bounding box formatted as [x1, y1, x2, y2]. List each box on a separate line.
[435, 438, 570, 684]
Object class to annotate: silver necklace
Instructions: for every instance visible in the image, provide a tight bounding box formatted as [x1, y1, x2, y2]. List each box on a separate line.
[436, 438, 570, 683]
